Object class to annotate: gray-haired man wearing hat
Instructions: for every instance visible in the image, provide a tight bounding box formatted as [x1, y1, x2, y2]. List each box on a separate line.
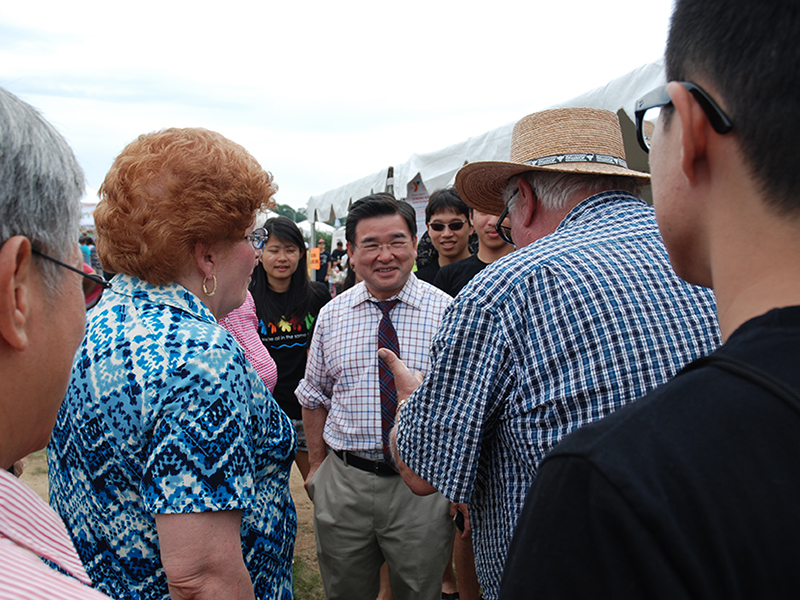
[388, 107, 721, 599]
[501, 0, 800, 597]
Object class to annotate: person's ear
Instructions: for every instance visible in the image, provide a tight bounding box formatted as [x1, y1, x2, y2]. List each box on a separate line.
[193, 241, 216, 278]
[0, 236, 34, 350]
[670, 81, 709, 185]
[517, 178, 538, 227]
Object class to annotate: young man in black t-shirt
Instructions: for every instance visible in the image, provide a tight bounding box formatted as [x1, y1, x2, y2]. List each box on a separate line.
[415, 188, 473, 284]
[501, 1, 800, 597]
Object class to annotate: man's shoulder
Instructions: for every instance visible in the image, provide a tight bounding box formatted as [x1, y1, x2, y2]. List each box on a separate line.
[414, 262, 439, 284]
[406, 274, 453, 307]
[317, 285, 354, 316]
[452, 246, 536, 304]
[467, 193, 667, 296]
[439, 254, 483, 276]
[434, 255, 486, 297]
[0, 471, 102, 593]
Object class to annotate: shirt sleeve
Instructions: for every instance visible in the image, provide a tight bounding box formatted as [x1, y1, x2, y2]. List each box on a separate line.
[295, 303, 333, 411]
[218, 293, 279, 394]
[396, 296, 515, 503]
[500, 453, 687, 600]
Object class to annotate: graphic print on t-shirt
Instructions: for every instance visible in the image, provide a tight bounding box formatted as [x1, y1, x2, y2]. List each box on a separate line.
[260, 313, 316, 350]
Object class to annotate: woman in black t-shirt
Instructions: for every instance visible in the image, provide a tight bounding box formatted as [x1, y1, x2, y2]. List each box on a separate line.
[250, 217, 330, 479]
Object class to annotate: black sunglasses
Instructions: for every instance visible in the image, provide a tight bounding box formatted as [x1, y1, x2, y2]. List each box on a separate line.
[635, 81, 733, 153]
[428, 220, 468, 232]
[32, 248, 111, 289]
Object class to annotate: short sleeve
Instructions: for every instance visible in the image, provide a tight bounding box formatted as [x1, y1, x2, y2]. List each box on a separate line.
[295, 303, 333, 411]
[141, 346, 258, 513]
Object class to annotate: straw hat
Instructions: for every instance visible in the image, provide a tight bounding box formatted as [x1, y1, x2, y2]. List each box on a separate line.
[455, 108, 650, 215]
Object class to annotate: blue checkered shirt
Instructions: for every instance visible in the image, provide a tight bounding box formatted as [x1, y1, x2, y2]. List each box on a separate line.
[396, 191, 721, 599]
[297, 275, 452, 459]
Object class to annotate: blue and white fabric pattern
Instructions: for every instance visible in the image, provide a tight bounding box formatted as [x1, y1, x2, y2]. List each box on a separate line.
[396, 191, 721, 599]
[48, 274, 296, 600]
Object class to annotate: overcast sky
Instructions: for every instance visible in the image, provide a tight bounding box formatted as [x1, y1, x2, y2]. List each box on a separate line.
[1, 0, 674, 210]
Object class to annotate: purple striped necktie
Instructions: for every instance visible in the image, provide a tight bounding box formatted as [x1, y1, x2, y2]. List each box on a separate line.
[376, 300, 400, 469]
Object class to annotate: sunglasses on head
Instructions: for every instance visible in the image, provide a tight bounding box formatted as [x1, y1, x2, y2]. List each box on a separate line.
[428, 220, 468, 232]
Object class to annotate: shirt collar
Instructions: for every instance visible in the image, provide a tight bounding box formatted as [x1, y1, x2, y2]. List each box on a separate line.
[107, 273, 217, 324]
[556, 190, 644, 232]
[348, 274, 424, 311]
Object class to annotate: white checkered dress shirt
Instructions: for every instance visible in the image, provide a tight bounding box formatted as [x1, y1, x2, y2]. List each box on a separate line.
[297, 274, 452, 459]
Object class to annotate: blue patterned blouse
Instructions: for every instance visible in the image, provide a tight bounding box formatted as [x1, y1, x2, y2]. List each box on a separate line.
[48, 274, 296, 600]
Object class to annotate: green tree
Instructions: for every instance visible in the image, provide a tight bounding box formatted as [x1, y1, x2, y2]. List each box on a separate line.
[273, 203, 305, 223]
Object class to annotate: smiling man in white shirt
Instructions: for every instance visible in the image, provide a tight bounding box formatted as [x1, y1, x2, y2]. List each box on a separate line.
[297, 193, 454, 600]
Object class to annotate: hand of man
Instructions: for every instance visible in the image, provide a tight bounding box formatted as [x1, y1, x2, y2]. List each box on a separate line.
[377, 348, 423, 401]
[381, 348, 437, 496]
[450, 502, 472, 539]
[304, 464, 320, 497]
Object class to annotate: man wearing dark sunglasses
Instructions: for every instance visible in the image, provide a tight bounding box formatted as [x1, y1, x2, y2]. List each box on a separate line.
[501, 0, 800, 597]
[415, 187, 474, 284]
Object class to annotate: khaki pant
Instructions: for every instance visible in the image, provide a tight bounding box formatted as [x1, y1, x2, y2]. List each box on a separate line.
[308, 452, 454, 600]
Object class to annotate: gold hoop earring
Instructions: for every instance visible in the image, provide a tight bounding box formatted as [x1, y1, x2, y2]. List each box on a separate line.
[202, 274, 217, 297]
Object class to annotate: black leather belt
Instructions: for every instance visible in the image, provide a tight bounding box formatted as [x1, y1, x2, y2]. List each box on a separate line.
[333, 449, 398, 476]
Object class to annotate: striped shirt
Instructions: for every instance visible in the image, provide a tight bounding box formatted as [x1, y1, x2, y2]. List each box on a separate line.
[0, 469, 110, 599]
[219, 290, 278, 393]
[396, 191, 721, 599]
[296, 275, 452, 459]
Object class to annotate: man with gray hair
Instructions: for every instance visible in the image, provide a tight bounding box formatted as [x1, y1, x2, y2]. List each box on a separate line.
[389, 107, 721, 598]
[0, 87, 110, 598]
[502, 0, 800, 596]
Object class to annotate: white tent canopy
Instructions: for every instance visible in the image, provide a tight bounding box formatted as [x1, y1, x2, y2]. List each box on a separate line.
[296, 219, 335, 235]
[306, 59, 666, 224]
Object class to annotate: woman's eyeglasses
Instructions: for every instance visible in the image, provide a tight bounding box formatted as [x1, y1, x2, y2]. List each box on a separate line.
[245, 228, 269, 251]
[32, 248, 111, 289]
[428, 220, 468, 232]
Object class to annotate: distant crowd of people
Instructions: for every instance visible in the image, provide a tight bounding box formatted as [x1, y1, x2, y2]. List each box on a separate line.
[3, 0, 800, 599]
